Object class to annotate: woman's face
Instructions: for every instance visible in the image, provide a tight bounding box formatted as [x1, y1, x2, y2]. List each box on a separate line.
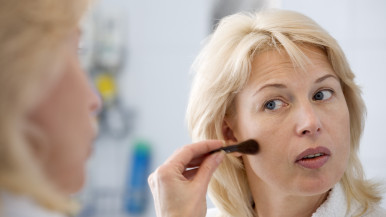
[28, 30, 101, 194]
[227, 45, 350, 196]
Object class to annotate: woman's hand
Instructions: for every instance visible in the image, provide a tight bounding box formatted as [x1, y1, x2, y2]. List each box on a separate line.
[148, 140, 225, 217]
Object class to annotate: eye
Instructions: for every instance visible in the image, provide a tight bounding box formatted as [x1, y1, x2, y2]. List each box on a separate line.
[313, 89, 333, 101]
[264, 99, 286, 111]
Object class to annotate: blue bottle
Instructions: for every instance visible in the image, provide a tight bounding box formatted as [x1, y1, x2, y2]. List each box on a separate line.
[124, 139, 151, 215]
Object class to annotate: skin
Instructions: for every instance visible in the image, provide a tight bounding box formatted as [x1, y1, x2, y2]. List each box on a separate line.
[223, 45, 351, 217]
[148, 140, 225, 217]
[28, 30, 101, 194]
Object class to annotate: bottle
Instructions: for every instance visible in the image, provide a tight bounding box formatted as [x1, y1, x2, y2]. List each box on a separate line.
[124, 139, 151, 215]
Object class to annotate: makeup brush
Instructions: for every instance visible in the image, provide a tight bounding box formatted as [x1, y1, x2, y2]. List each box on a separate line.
[209, 139, 259, 155]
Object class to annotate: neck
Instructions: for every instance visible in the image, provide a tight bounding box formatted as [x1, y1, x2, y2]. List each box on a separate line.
[246, 171, 330, 217]
[253, 189, 328, 217]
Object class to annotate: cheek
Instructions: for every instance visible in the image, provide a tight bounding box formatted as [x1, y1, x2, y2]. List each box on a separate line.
[236, 115, 293, 185]
[236, 110, 292, 160]
[28, 87, 91, 193]
[328, 104, 351, 171]
[324, 99, 351, 149]
[46, 143, 88, 193]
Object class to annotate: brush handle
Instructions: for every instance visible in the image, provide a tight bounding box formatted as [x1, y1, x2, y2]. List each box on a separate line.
[209, 144, 240, 154]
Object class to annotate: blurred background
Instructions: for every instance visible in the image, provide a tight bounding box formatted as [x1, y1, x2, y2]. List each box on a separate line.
[76, 0, 386, 216]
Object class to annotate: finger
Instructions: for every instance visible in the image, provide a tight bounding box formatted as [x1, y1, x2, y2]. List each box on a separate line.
[193, 151, 225, 186]
[185, 154, 208, 168]
[148, 172, 155, 190]
[147, 173, 153, 188]
[166, 140, 224, 173]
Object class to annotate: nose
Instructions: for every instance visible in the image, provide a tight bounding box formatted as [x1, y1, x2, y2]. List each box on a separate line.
[295, 102, 321, 136]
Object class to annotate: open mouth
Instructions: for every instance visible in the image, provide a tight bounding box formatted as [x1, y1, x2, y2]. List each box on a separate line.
[295, 147, 331, 169]
[300, 153, 325, 160]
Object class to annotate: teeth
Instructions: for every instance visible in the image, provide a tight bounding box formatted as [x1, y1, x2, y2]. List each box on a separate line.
[303, 153, 323, 159]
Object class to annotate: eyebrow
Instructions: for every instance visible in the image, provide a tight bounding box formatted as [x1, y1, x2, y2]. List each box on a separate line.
[315, 74, 339, 83]
[254, 74, 339, 96]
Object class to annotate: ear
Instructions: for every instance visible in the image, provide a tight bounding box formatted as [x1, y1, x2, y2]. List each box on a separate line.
[222, 118, 242, 157]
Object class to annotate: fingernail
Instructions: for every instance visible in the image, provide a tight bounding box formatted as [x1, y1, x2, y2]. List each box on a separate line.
[221, 140, 226, 146]
[215, 151, 225, 164]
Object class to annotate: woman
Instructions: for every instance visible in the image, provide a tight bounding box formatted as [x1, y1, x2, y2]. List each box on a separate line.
[0, 0, 101, 216]
[149, 10, 386, 217]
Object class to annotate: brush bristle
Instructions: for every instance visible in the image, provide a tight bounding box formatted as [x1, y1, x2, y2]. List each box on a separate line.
[209, 139, 259, 155]
[237, 139, 259, 154]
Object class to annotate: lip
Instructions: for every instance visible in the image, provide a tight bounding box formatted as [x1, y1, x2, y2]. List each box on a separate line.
[295, 146, 331, 169]
[88, 131, 98, 158]
[87, 120, 99, 159]
[86, 144, 93, 159]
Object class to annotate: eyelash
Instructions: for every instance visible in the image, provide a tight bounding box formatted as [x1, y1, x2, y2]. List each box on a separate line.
[261, 88, 335, 112]
[313, 88, 335, 101]
[262, 97, 288, 112]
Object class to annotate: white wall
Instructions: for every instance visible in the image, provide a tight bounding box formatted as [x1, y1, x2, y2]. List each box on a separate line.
[102, 1, 212, 216]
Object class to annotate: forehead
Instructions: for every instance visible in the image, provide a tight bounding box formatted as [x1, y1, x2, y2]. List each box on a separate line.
[249, 45, 334, 83]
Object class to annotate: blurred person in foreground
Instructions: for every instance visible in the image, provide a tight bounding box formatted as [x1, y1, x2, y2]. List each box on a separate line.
[0, 1, 225, 217]
[148, 10, 386, 217]
[0, 1, 100, 216]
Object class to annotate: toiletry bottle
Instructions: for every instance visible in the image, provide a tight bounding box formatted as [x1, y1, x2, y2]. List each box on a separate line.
[123, 139, 151, 215]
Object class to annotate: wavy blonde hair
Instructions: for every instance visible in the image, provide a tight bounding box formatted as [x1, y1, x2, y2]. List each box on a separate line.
[186, 10, 382, 217]
[0, 0, 89, 214]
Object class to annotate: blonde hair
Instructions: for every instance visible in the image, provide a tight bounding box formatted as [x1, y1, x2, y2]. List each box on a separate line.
[186, 10, 382, 217]
[0, 0, 89, 214]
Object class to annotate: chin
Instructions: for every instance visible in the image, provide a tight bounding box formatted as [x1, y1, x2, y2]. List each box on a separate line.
[67, 180, 85, 195]
[63, 170, 87, 195]
[294, 177, 337, 196]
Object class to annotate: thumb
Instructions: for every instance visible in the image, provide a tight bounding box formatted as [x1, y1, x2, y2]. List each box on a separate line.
[194, 151, 225, 187]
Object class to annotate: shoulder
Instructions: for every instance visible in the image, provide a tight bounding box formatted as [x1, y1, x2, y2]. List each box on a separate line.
[0, 191, 66, 217]
[206, 207, 220, 217]
[312, 183, 386, 217]
[361, 205, 386, 217]
[312, 183, 348, 217]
